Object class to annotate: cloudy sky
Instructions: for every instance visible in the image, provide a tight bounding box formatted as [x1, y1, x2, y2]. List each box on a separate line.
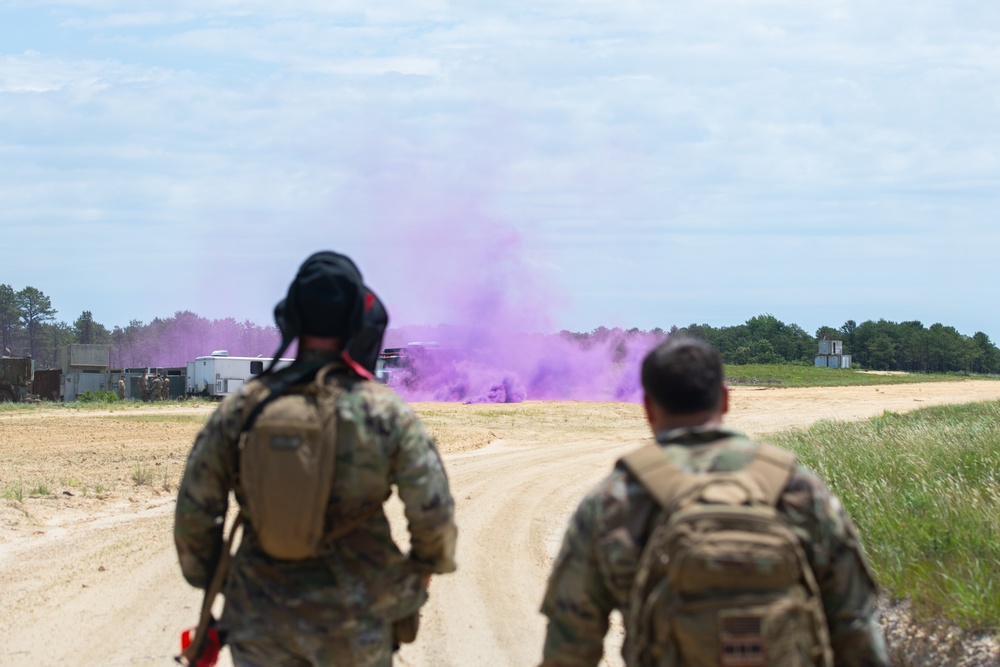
[3, 1, 999, 340]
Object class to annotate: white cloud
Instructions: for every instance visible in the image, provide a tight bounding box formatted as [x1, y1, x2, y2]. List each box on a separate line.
[1, 1, 999, 336]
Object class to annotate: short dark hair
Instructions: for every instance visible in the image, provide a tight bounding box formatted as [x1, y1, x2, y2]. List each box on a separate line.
[641, 337, 724, 414]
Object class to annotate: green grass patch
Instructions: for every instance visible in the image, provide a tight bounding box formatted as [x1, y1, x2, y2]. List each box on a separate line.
[29, 483, 50, 496]
[725, 364, 981, 388]
[3, 480, 24, 502]
[76, 389, 121, 403]
[768, 400, 1000, 631]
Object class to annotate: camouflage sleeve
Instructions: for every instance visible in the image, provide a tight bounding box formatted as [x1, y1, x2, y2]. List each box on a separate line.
[174, 395, 241, 589]
[787, 472, 891, 667]
[388, 400, 458, 575]
[539, 493, 616, 667]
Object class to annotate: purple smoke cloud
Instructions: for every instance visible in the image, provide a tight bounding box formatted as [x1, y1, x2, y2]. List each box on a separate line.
[109, 200, 664, 403]
[382, 327, 664, 403]
[372, 205, 664, 403]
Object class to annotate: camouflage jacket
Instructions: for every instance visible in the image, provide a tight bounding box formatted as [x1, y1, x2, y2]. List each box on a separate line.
[174, 351, 457, 638]
[539, 426, 890, 667]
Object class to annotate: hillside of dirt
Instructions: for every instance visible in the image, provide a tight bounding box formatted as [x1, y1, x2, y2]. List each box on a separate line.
[1, 380, 999, 666]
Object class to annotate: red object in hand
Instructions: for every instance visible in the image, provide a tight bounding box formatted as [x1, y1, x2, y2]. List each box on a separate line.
[181, 626, 221, 667]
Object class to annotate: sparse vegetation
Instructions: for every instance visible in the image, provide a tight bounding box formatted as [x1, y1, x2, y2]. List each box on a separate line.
[108, 413, 208, 424]
[76, 389, 120, 404]
[130, 462, 154, 486]
[29, 483, 50, 496]
[0, 401, 31, 413]
[769, 400, 1000, 631]
[161, 469, 174, 492]
[3, 480, 23, 502]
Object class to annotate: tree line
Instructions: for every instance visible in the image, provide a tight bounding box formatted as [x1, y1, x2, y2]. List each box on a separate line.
[670, 314, 1000, 373]
[0, 284, 281, 369]
[3, 283, 998, 374]
[565, 314, 1000, 374]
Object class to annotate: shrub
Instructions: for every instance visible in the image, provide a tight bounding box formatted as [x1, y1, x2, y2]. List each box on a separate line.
[131, 462, 154, 486]
[77, 389, 120, 404]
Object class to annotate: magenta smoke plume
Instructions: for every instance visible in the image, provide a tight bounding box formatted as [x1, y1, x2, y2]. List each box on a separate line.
[375, 208, 664, 403]
[383, 328, 665, 403]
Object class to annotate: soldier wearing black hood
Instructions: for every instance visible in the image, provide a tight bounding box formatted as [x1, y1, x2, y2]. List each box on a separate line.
[174, 251, 457, 667]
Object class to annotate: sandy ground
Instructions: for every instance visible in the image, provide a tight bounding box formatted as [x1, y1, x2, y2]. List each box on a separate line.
[1, 380, 999, 666]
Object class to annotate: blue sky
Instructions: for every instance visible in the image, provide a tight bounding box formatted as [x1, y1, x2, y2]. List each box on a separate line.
[3, 1, 999, 340]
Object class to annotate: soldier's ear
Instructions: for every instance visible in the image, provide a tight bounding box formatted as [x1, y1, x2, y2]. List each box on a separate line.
[719, 384, 730, 415]
[642, 394, 658, 428]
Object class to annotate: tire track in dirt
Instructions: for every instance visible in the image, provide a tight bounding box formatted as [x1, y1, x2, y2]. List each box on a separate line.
[0, 501, 210, 667]
[396, 436, 643, 666]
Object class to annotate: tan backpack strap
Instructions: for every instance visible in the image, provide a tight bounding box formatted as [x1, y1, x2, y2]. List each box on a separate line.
[312, 361, 344, 389]
[620, 443, 693, 509]
[239, 361, 344, 434]
[740, 443, 797, 506]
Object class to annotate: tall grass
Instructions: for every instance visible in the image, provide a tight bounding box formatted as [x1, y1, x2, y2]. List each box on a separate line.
[769, 401, 1000, 631]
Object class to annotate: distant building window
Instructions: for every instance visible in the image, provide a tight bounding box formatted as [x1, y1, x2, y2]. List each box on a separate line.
[250, 361, 264, 375]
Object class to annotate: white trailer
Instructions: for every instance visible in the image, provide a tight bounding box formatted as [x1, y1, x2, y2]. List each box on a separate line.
[186, 351, 293, 398]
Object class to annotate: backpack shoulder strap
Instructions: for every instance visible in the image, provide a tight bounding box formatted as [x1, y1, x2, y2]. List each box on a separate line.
[621, 438, 797, 510]
[739, 443, 797, 506]
[620, 443, 694, 509]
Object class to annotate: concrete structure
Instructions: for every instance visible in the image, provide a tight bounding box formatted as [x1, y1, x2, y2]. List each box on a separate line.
[59, 344, 111, 401]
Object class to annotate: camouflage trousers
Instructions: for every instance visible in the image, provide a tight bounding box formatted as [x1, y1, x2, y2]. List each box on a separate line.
[227, 622, 393, 667]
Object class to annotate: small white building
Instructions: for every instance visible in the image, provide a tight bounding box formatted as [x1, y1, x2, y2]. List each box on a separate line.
[186, 351, 293, 398]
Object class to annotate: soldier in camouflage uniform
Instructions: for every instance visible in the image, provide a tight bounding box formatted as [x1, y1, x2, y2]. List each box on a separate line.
[118, 375, 126, 400]
[539, 337, 890, 667]
[175, 251, 457, 667]
[140, 371, 148, 401]
[151, 373, 163, 401]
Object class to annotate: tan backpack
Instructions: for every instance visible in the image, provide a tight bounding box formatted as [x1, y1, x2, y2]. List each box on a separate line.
[621, 442, 834, 667]
[237, 363, 344, 561]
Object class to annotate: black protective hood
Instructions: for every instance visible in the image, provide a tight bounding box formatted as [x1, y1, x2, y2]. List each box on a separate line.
[267, 251, 366, 371]
[346, 288, 389, 375]
[267, 251, 391, 379]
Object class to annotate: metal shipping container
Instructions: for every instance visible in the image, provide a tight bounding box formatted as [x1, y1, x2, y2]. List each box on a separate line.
[62, 371, 109, 402]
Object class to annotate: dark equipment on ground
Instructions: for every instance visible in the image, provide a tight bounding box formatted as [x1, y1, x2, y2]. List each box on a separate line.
[0, 356, 34, 403]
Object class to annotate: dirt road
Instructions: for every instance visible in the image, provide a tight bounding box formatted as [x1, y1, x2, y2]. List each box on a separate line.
[2, 380, 999, 666]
